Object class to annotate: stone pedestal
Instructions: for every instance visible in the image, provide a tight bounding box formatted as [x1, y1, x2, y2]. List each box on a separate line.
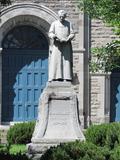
[28, 82, 85, 158]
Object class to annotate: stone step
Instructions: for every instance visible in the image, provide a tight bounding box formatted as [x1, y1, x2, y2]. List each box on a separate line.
[0, 126, 10, 144]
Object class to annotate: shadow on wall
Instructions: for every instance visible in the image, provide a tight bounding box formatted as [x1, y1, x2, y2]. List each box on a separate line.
[72, 73, 79, 85]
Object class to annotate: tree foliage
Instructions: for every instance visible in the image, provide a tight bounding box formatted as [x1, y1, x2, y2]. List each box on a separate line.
[78, 0, 120, 34]
[90, 40, 120, 73]
[78, 0, 120, 72]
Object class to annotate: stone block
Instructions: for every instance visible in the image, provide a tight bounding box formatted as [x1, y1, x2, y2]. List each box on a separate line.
[27, 82, 85, 158]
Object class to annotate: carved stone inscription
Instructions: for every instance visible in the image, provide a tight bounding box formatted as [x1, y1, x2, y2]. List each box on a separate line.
[44, 99, 76, 139]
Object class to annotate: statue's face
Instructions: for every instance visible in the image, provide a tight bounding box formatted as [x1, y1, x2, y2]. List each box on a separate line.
[59, 14, 66, 22]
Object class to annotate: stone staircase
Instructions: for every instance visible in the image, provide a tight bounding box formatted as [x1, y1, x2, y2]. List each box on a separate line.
[0, 126, 10, 144]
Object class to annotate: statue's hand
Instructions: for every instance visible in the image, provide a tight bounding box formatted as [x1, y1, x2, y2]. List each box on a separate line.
[54, 36, 60, 42]
[66, 37, 70, 42]
[60, 38, 68, 43]
[61, 37, 71, 43]
[67, 34, 75, 41]
[54, 37, 68, 43]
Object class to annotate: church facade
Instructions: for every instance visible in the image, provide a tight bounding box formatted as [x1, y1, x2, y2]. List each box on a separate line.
[0, 0, 118, 128]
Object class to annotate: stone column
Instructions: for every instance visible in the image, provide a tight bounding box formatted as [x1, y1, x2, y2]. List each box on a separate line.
[104, 73, 111, 123]
[0, 48, 2, 124]
[76, 13, 90, 128]
[90, 73, 110, 124]
[83, 14, 90, 128]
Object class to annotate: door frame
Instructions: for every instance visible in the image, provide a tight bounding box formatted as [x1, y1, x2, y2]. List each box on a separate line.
[0, 3, 58, 124]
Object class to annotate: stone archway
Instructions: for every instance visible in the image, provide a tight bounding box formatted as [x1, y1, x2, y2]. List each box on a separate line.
[0, 3, 58, 45]
[0, 3, 58, 123]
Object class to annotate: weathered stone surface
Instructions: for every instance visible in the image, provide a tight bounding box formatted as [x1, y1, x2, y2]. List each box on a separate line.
[91, 19, 119, 48]
[90, 73, 110, 124]
[27, 82, 85, 157]
[0, 125, 10, 144]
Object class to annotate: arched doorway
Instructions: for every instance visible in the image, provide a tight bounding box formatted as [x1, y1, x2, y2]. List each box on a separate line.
[2, 25, 49, 122]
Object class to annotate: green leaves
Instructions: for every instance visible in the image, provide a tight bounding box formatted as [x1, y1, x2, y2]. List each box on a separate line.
[78, 0, 120, 35]
[85, 122, 120, 150]
[90, 40, 120, 73]
[78, 0, 120, 73]
[7, 121, 35, 145]
[41, 141, 106, 160]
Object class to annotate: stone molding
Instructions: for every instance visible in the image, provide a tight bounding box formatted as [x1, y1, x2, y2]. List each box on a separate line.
[90, 72, 111, 76]
[1, 3, 58, 20]
[0, 3, 58, 47]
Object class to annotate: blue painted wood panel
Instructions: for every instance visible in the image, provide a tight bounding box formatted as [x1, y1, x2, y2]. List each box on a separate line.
[2, 50, 48, 122]
[110, 72, 120, 122]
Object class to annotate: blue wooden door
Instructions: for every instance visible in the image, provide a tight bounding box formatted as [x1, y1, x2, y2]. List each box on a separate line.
[2, 50, 48, 122]
[110, 71, 120, 121]
[2, 25, 49, 122]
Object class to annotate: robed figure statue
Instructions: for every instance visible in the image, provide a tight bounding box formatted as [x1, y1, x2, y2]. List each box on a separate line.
[48, 10, 75, 82]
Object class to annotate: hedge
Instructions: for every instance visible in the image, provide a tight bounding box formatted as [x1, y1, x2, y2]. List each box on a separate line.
[41, 122, 120, 160]
[110, 146, 120, 160]
[41, 141, 109, 160]
[85, 122, 120, 149]
[0, 152, 30, 160]
[7, 121, 35, 145]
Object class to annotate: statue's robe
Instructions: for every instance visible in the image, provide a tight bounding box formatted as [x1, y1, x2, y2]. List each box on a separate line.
[48, 20, 75, 81]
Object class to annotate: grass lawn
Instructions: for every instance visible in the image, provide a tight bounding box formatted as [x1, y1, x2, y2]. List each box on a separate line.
[0, 144, 27, 154]
[0, 144, 30, 160]
[9, 144, 27, 154]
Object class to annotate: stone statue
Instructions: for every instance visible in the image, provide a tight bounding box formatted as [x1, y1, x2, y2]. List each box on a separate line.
[48, 10, 75, 82]
[28, 10, 85, 159]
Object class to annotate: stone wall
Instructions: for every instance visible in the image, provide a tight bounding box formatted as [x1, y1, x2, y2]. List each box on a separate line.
[90, 16, 119, 124]
[91, 19, 119, 48]
[90, 73, 110, 124]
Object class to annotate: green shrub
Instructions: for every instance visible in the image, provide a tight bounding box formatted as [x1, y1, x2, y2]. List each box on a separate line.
[41, 141, 107, 160]
[0, 144, 9, 153]
[0, 152, 31, 160]
[0, 144, 30, 160]
[9, 144, 27, 154]
[85, 122, 120, 149]
[85, 123, 109, 147]
[7, 121, 35, 145]
[105, 123, 120, 149]
[110, 146, 120, 160]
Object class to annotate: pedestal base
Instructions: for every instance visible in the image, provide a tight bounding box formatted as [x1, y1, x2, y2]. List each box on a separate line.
[27, 82, 85, 158]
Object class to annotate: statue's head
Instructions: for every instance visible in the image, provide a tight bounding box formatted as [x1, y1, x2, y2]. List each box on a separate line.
[58, 10, 67, 22]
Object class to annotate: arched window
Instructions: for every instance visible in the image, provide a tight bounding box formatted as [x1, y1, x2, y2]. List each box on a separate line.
[2, 25, 49, 50]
